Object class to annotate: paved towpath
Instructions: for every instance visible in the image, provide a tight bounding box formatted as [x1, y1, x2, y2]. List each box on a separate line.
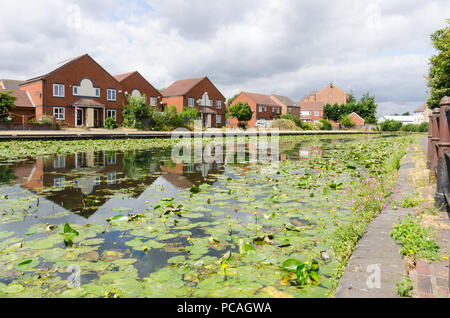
[335, 145, 416, 298]
[0, 129, 381, 141]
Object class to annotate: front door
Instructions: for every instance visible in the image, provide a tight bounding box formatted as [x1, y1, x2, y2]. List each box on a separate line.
[94, 109, 99, 127]
[207, 114, 212, 128]
[76, 109, 83, 126]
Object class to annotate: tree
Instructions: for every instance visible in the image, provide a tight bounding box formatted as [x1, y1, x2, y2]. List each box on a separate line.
[179, 107, 198, 119]
[228, 102, 253, 129]
[319, 119, 332, 130]
[427, 20, 450, 109]
[340, 115, 355, 128]
[324, 92, 378, 124]
[280, 114, 303, 129]
[226, 94, 239, 107]
[0, 90, 16, 122]
[122, 94, 152, 128]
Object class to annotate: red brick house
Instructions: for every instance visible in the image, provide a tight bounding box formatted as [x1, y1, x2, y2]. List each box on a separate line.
[114, 71, 163, 111]
[271, 95, 301, 118]
[301, 83, 348, 105]
[161, 77, 226, 128]
[348, 112, 365, 127]
[295, 101, 325, 122]
[228, 92, 281, 128]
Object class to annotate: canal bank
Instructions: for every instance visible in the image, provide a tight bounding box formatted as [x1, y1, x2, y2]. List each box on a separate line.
[335, 136, 450, 298]
[0, 129, 381, 141]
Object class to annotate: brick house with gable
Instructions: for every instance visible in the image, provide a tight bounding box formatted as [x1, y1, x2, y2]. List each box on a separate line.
[295, 101, 325, 122]
[0, 88, 35, 124]
[114, 71, 163, 111]
[228, 92, 282, 128]
[301, 83, 348, 105]
[19, 54, 127, 128]
[271, 94, 301, 118]
[161, 76, 226, 128]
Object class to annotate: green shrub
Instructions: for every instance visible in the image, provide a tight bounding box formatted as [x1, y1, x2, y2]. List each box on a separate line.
[280, 114, 303, 128]
[228, 102, 253, 129]
[401, 124, 419, 132]
[319, 119, 332, 130]
[396, 277, 413, 298]
[340, 115, 355, 128]
[179, 107, 199, 119]
[105, 117, 118, 130]
[380, 120, 403, 131]
[271, 119, 298, 131]
[418, 122, 429, 132]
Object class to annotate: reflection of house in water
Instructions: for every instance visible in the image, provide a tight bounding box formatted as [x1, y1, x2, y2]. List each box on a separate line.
[8, 150, 225, 218]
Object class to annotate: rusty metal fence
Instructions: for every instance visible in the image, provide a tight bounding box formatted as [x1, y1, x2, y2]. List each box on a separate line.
[427, 96, 450, 211]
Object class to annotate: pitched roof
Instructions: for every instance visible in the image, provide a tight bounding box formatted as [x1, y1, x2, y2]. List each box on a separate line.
[21, 54, 120, 85]
[271, 94, 298, 107]
[162, 77, 206, 97]
[414, 104, 427, 113]
[0, 89, 34, 108]
[243, 92, 279, 106]
[295, 101, 325, 111]
[113, 71, 136, 82]
[0, 79, 24, 90]
[349, 112, 365, 123]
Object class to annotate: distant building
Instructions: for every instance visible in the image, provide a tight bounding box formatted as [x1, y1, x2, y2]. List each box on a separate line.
[0, 88, 35, 123]
[378, 116, 414, 125]
[227, 92, 281, 128]
[295, 101, 325, 122]
[413, 104, 432, 124]
[301, 83, 348, 105]
[348, 112, 365, 127]
[270, 95, 301, 118]
[0, 79, 24, 90]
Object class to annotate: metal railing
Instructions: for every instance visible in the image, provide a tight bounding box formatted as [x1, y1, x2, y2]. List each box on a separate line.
[427, 96, 450, 211]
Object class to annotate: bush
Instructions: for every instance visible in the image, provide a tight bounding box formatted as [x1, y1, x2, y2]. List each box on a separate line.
[228, 102, 253, 129]
[105, 117, 118, 129]
[280, 114, 302, 128]
[271, 119, 298, 131]
[380, 120, 403, 131]
[340, 115, 355, 128]
[418, 122, 429, 132]
[29, 115, 53, 125]
[179, 107, 199, 119]
[319, 119, 332, 130]
[401, 124, 419, 132]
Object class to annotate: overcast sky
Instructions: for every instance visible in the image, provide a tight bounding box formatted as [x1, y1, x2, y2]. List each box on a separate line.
[1, 0, 449, 116]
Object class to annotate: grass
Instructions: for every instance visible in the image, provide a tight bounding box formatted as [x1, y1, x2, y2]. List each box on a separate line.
[400, 193, 424, 208]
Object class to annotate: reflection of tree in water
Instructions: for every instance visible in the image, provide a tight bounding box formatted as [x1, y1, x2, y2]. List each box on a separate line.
[122, 148, 173, 180]
[0, 165, 15, 185]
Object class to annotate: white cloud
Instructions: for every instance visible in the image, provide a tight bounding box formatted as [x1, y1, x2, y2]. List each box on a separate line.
[0, 0, 449, 114]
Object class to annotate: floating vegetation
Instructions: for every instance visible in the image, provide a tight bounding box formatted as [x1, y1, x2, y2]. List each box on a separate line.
[0, 134, 413, 298]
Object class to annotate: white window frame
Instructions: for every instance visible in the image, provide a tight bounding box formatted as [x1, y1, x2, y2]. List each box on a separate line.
[107, 89, 116, 101]
[258, 106, 262, 113]
[216, 114, 222, 124]
[73, 86, 78, 96]
[95, 88, 100, 97]
[150, 97, 157, 107]
[53, 84, 65, 97]
[53, 156, 66, 169]
[314, 111, 320, 117]
[107, 109, 116, 120]
[216, 100, 222, 109]
[188, 98, 195, 107]
[53, 107, 65, 120]
[301, 111, 311, 116]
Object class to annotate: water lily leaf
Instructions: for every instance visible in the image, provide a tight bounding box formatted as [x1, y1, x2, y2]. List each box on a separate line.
[282, 259, 302, 272]
[0, 231, 14, 239]
[167, 255, 185, 264]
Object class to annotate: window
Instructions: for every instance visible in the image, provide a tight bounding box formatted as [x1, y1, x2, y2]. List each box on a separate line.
[107, 171, 116, 185]
[150, 97, 157, 107]
[107, 109, 116, 120]
[216, 100, 222, 109]
[258, 106, 262, 113]
[288, 107, 291, 113]
[329, 93, 333, 98]
[264, 106, 267, 112]
[95, 88, 100, 97]
[53, 156, 66, 169]
[301, 111, 311, 116]
[107, 89, 116, 101]
[314, 111, 320, 117]
[208, 100, 213, 107]
[188, 98, 195, 107]
[53, 107, 65, 120]
[216, 114, 222, 124]
[54, 177, 65, 190]
[73, 86, 78, 96]
[272, 107, 275, 112]
[53, 84, 64, 97]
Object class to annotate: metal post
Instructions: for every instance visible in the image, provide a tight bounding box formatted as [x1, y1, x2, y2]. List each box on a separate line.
[431, 108, 440, 174]
[435, 97, 450, 211]
[427, 111, 433, 169]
